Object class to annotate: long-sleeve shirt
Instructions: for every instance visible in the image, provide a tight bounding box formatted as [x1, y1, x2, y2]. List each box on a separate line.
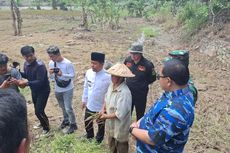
[21, 59, 50, 92]
[124, 56, 156, 95]
[82, 69, 111, 112]
[49, 58, 75, 93]
[136, 86, 195, 153]
[105, 82, 132, 142]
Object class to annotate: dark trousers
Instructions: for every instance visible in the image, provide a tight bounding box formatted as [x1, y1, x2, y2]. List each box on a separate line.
[32, 91, 50, 131]
[108, 137, 129, 153]
[84, 108, 105, 143]
[131, 92, 148, 121]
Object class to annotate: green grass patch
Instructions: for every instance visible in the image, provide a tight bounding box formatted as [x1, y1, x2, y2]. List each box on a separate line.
[31, 132, 109, 153]
[139, 27, 158, 38]
[20, 87, 31, 100]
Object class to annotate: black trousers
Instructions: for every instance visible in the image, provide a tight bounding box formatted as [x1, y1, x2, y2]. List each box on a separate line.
[131, 91, 148, 121]
[84, 108, 105, 143]
[32, 91, 50, 131]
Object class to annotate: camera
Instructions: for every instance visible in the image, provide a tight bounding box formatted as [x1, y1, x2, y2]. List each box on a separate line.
[4, 74, 11, 81]
[53, 68, 60, 74]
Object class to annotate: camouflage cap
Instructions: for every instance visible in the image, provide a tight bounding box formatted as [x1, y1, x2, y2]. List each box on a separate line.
[129, 42, 143, 53]
[168, 50, 189, 67]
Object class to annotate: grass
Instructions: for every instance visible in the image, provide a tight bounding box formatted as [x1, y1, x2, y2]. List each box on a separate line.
[139, 26, 158, 38]
[30, 131, 109, 153]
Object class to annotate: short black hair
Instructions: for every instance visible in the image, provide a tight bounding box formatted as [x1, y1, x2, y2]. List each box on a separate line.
[47, 45, 60, 55]
[21, 45, 35, 56]
[162, 59, 189, 86]
[0, 89, 28, 153]
[0, 53, 9, 65]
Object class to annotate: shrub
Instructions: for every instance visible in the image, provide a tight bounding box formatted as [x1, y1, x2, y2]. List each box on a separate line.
[177, 1, 209, 37]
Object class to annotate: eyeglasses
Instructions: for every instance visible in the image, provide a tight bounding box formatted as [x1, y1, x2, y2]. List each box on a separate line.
[156, 74, 168, 80]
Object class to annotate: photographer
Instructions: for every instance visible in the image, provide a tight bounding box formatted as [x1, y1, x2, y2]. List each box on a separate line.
[0, 53, 22, 91]
[47, 45, 77, 134]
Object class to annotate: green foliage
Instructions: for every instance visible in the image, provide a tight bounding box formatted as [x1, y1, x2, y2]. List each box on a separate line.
[31, 133, 109, 153]
[140, 26, 158, 38]
[126, 0, 147, 17]
[177, 1, 209, 37]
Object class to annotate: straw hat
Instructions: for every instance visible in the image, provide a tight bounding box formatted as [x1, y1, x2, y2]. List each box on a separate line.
[106, 63, 135, 77]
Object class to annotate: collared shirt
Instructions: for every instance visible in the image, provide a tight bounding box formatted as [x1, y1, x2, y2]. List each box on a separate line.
[22, 59, 50, 92]
[82, 69, 110, 112]
[124, 56, 156, 94]
[105, 82, 132, 142]
[136, 86, 195, 153]
[49, 58, 75, 93]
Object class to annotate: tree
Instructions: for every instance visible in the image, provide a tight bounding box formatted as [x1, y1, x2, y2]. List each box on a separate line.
[10, 0, 22, 36]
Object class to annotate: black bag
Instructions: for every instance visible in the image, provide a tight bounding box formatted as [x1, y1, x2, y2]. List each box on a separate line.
[54, 62, 71, 88]
[55, 77, 71, 88]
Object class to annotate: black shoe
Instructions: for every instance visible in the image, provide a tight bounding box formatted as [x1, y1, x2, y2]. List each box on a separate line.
[59, 121, 70, 129]
[66, 124, 77, 134]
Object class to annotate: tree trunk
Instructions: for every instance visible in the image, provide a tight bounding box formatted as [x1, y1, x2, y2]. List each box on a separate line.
[10, 0, 17, 36]
[82, 5, 89, 30]
[52, 0, 57, 10]
[10, 0, 22, 36]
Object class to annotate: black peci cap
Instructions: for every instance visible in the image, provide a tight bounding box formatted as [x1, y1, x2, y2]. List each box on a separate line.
[91, 52, 105, 63]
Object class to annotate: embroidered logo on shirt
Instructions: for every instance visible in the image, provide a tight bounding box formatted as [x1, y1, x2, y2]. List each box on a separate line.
[126, 62, 132, 68]
[138, 65, 146, 71]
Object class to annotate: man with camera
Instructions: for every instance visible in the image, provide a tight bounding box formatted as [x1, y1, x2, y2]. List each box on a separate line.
[47, 45, 77, 134]
[0, 53, 22, 91]
[19, 46, 50, 136]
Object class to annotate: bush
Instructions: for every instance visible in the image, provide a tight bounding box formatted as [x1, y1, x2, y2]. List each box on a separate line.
[140, 26, 158, 38]
[177, 1, 209, 37]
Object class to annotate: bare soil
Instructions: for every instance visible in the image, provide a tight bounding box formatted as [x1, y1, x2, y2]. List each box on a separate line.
[0, 10, 229, 153]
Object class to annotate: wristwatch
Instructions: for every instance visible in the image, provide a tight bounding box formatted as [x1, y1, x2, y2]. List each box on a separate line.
[129, 127, 135, 134]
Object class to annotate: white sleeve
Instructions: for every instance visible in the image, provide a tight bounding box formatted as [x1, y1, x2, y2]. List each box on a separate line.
[62, 62, 75, 79]
[48, 61, 55, 79]
[82, 71, 88, 103]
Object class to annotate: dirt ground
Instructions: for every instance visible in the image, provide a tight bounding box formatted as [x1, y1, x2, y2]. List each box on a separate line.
[0, 10, 229, 153]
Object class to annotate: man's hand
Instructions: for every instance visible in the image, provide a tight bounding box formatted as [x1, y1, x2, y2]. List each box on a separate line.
[18, 79, 28, 88]
[0, 80, 10, 89]
[49, 68, 54, 74]
[82, 102, 86, 110]
[100, 113, 108, 120]
[56, 69, 62, 76]
[130, 122, 139, 128]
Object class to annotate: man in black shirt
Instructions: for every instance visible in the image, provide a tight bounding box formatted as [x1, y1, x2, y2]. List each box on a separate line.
[124, 40, 156, 120]
[19, 46, 50, 135]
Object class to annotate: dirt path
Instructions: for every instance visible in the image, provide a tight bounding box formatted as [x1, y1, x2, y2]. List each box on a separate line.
[0, 11, 229, 153]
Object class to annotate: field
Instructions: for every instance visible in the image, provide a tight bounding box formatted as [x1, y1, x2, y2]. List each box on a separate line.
[0, 9, 229, 153]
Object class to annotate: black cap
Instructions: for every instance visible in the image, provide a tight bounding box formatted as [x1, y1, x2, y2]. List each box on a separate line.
[0, 53, 9, 65]
[47, 45, 60, 55]
[91, 52, 105, 63]
[21, 46, 35, 56]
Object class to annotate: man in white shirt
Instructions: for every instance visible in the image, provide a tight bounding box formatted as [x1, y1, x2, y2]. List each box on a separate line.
[82, 52, 111, 143]
[47, 45, 77, 134]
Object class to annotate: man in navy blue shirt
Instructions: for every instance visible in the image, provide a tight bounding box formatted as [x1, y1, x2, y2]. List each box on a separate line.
[130, 59, 195, 153]
[19, 46, 50, 135]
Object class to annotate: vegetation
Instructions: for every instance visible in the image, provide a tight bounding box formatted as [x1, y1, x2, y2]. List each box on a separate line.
[8, 0, 229, 35]
[31, 132, 109, 153]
